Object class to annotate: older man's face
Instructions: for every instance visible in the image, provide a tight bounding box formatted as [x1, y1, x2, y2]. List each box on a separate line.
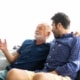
[34, 24, 49, 40]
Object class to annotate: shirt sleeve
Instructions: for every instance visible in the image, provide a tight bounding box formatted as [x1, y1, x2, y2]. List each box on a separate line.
[55, 37, 80, 76]
[17, 40, 32, 54]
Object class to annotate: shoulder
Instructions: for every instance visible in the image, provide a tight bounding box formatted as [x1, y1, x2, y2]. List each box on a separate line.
[22, 39, 34, 45]
[74, 36, 80, 45]
[76, 36, 80, 40]
[17, 39, 34, 52]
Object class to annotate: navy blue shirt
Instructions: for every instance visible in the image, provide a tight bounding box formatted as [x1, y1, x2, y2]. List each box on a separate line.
[6, 40, 50, 71]
[42, 33, 80, 80]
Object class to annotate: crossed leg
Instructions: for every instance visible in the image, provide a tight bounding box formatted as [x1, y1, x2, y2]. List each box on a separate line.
[33, 72, 71, 80]
[6, 68, 35, 80]
[6, 68, 71, 80]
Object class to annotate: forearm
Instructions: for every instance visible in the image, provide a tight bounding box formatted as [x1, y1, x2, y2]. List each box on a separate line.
[2, 49, 15, 64]
[55, 61, 80, 76]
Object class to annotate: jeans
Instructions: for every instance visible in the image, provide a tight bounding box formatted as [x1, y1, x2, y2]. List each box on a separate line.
[0, 70, 8, 80]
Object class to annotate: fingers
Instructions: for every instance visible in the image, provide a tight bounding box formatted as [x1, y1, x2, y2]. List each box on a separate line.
[74, 32, 80, 36]
[0, 39, 7, 51]
[0, 39, 3, 49]
[4, 39, 7, 44]
[0, 39, 7, 46]
[0, 39, 1, 43]
[0, 39, 2, 45]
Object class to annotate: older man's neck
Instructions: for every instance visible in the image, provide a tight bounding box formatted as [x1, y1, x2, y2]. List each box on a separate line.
[36, 40, 46, 45]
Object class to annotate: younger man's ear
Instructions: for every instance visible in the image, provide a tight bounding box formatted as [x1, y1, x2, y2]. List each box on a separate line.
[57, 22, 62, 28]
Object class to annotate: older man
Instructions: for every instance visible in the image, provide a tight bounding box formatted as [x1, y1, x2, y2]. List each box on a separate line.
[0, 23, 51, 80]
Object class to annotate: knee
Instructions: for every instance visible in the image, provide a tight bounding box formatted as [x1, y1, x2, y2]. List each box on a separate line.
[6, 69, 29, 80]
[33, 72, 47, 80]
[6, 68, 20, 80]
[7, 68, 19, 77]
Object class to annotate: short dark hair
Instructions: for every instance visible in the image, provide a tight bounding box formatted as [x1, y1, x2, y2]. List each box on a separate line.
[51, 12, 70, 29]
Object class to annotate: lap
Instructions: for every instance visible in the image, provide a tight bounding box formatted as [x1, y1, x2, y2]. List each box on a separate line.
[7, 69, 35, 80]
[8, 69, 71, 80]
[33, 72, 71, 80]
[24, 70, 35, 80]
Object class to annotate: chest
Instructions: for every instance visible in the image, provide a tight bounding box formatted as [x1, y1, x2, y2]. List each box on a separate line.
[47, 42, 71, 62]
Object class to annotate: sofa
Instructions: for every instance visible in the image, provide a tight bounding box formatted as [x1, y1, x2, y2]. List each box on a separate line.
[0, 51, 9, 71]
[0, 49, 17, 71]
[0, 50, 80, 80]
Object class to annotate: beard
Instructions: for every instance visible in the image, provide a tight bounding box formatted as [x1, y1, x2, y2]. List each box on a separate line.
[34, 34, 45, 40]
[53, 32, 60, 39]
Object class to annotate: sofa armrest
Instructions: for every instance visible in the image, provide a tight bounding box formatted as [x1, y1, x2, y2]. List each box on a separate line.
[0, 49, 17, 70]
[0, 57, 10, 70]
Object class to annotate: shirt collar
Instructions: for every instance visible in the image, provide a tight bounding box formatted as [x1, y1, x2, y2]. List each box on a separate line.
[58, 32, 74, 39]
